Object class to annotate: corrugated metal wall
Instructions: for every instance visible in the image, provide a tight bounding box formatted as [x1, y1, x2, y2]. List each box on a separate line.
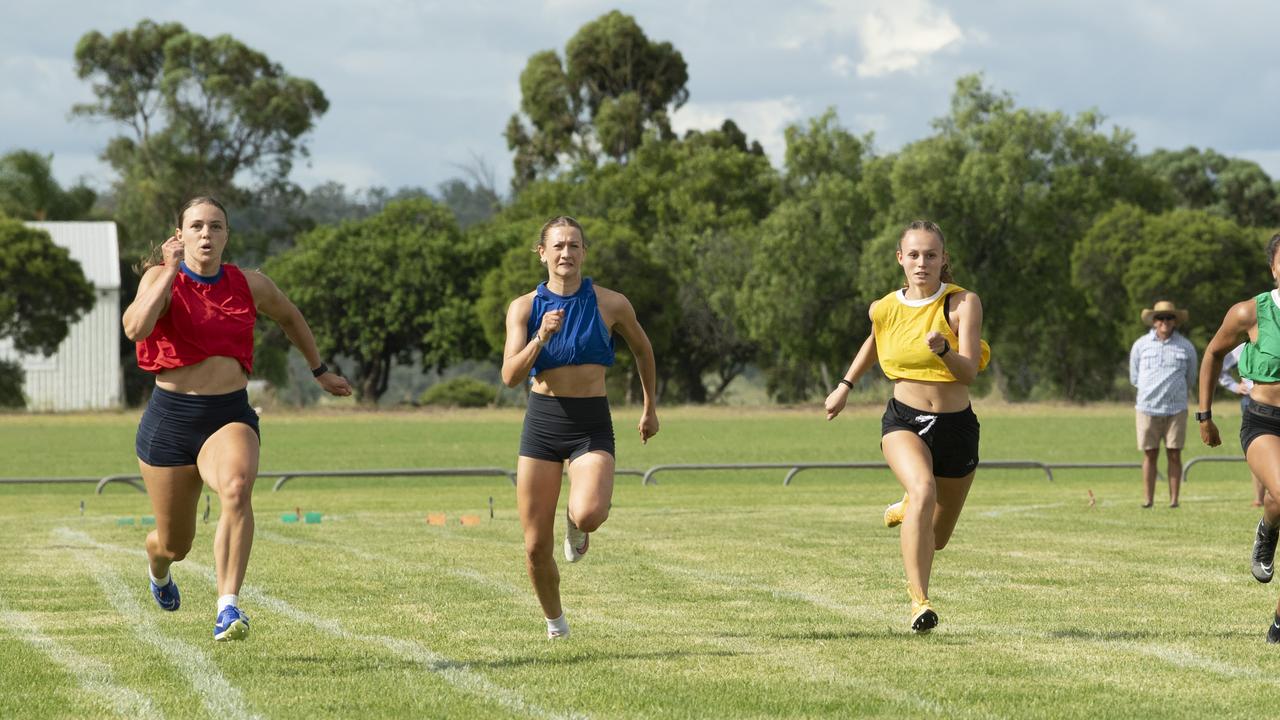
[2, 222, 123, 411]
[21, 289, 122, 411]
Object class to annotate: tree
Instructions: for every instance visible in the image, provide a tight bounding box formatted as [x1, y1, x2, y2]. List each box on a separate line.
[1075, 204, 1267, 376]
[1144, 147, 1280, 228]
[73, 20, 328, 255]
[505, 11, 688, 189]
[264, 199, 501, 403]
[0, 151, 96, 220]
[0, 219, 96, 407]
[738, 110, 877, 401]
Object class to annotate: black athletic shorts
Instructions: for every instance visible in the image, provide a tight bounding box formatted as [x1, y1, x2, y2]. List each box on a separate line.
[519, 392, 615, 462]
[880, 397, 980, 478]
[135, 387, 260, 467]
[1241, 398, 1280, 454]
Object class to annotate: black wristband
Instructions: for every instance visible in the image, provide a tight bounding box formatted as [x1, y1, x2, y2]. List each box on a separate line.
[838, 378, 854, 389]
[935, 339, 951, 357]
[311, 362, 329, 378]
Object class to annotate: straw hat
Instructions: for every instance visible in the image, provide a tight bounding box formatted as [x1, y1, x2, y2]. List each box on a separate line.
[1140, 300, 1189, 327]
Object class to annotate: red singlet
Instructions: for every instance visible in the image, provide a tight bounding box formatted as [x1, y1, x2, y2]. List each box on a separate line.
[136, 263, 257, 374]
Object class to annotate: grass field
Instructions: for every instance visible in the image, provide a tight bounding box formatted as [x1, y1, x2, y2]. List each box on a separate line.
[1, 402, 1276, 719]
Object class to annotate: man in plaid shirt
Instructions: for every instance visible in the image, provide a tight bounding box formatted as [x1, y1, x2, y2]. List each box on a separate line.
[1130, 300, 1198, 508]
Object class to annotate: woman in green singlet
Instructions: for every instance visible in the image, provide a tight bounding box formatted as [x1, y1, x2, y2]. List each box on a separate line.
[1198, 232, 1280, 643]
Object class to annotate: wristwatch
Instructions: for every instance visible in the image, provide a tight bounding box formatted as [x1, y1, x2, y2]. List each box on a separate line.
[1194, 410, 1212, 422]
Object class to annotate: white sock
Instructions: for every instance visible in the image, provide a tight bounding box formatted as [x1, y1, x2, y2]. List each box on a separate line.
[217, 594, 239, 613]
[149, 567, 171, 587]
[545, 613, 569, 636]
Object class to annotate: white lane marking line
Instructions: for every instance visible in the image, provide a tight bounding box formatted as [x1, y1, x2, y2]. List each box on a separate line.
[56, 528, 584, 720]
[0, 598, 164, 720]
[64, 542, 260, 720]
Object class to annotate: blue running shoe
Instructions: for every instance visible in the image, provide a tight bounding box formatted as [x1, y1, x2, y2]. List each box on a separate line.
[150, 578, 180, 612]
[213, 606, 250, 642]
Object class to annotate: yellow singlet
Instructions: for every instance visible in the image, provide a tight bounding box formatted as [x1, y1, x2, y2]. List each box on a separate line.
[872, 283, 991, 382]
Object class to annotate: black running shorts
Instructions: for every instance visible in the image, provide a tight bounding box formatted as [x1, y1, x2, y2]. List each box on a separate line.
[519, 393, 615, 463]
[880, 397, 980, 478]
[1241, 398, 1280, 454]
[135, 387, 260, 467]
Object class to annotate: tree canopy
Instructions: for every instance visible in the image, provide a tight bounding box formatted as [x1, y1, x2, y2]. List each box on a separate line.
[505, 10, 689, 190]
[264, 198, 502, 403]
[73, 19, 328, 256]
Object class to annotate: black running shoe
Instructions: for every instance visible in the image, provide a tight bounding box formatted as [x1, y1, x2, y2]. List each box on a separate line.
[1252, 519, 1278, 584]
[1267, 617, 1280, 644]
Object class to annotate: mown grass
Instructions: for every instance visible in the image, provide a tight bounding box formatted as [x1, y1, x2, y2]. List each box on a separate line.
[0, 402, 1275, 719]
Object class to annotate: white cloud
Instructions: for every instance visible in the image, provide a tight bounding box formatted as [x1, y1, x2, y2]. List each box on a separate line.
[670, 97, 805, 165]
[775, 0, 963, 78]
[855, 1, 962, 77]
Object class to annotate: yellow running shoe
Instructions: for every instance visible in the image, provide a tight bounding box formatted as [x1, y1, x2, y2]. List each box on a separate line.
[883, 493, 908, 528]
[909, 587, 938, 634]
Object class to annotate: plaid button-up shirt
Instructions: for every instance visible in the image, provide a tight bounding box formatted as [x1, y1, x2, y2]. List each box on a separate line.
[1130, 329, 1197, 417]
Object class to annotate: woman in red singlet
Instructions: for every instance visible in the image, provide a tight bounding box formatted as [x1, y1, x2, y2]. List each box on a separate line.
[123, 196, 351, 641]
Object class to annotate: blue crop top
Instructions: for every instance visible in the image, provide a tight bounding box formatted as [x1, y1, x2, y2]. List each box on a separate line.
[528, 277, 615, 376]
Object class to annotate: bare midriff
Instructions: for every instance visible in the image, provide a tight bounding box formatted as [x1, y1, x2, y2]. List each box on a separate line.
[1250, 381, 1280, 408]
[892, 378, 971, 414]
[154, 356, 248, 395]
[530, 364, 607, 398]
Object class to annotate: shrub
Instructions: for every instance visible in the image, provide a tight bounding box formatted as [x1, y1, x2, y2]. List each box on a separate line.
[420, 377, 494, 408]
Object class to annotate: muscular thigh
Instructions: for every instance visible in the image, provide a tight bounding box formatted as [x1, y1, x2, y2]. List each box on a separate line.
[517, 457, 565, 531]
[196, 422, 259, 493]
[1247, 435, 1280, 498]
[882, 431, 934, 489]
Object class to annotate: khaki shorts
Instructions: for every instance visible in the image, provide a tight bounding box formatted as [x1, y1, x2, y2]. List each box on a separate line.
[1136, 410, 1187, 451]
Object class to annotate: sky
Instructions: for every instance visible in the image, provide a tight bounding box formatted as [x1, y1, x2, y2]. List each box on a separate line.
[3, 0, 1279, 197]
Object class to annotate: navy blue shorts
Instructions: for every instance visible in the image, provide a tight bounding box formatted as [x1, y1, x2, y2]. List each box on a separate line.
[135, 387, 260, 467]
[880, 398, 980, 478]
[519, 393, 614, 462]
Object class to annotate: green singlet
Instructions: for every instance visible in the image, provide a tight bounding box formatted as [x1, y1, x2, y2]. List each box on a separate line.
[1239, 290, 1280, 383]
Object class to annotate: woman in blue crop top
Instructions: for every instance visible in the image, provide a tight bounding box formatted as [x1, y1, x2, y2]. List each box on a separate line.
[1198, 232, 1280, 643]
[823, 220, 986, 635]
[500, 215, 660, 639]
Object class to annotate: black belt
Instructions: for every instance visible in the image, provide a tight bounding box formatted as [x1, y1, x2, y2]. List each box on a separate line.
[1247, 399, 1280, 418]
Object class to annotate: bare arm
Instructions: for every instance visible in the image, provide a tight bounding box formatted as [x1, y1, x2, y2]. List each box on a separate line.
[927, 290, 982, 385]
[605, 290, 659, 442]
[1198, 300, 1255, 447]
[825, 302, 881, 421]
[501, 294, 562, 388]
[121, 238, 182, 342]
[245, 270, 352, 397]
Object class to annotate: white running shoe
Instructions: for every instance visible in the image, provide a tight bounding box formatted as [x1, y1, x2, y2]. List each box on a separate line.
[564, 508, 589, 563]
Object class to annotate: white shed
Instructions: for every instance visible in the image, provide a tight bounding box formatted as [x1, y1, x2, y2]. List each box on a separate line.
[0, 222, 122, 411]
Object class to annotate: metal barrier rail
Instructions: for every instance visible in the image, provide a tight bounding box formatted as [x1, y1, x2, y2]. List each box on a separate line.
[641, 460, 1059, 486]
[0, 476, 145, 493]
[91, 467, 649, 494]
[5, 460, 1161, 494]
[93, 468, 519, 495]
[1182, 455, 1246, 483]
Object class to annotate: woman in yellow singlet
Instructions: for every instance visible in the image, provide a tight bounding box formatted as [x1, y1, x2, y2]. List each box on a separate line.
[824, 220, 989, 633]
[1198, 232, 1280, 643]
